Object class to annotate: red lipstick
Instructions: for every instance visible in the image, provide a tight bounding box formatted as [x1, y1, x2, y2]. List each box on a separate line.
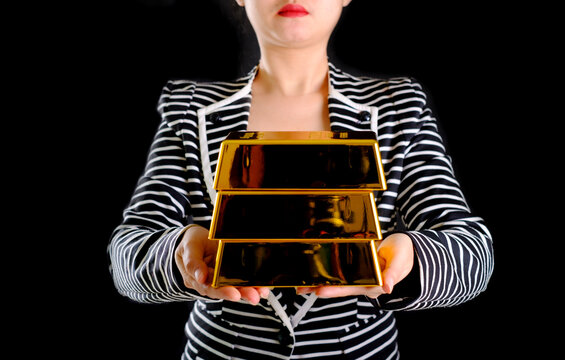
[278, 4, 309, 18]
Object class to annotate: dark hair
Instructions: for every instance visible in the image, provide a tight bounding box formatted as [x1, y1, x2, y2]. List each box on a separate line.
[213, 0, 253, 35]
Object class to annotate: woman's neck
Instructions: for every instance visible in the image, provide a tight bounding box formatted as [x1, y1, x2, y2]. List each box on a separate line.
[254, 46, 329, 97]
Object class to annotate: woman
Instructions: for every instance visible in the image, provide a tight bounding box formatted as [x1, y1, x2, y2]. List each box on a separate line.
[108, 1, 494, 359]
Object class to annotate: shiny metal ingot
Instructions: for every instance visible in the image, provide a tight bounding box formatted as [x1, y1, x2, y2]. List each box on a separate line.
[214, 131, 386, 191]
[210, 131, 387, 288]
[211, 192, 381, 241]
[211, 192, 383, 287]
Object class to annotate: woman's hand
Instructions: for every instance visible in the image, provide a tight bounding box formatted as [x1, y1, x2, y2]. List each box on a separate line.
[296, 233, 415, 298]
[174, 225, 270, 304]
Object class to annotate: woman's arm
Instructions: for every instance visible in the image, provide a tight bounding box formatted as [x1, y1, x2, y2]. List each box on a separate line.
[107, 118, 206, 303]
[108, 81, 267, 304]
[307, 81, 494, 310]
[380, 114, 494, 310]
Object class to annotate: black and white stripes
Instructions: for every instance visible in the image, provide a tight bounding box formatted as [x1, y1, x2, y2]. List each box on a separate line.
[108, 63, 493, 359]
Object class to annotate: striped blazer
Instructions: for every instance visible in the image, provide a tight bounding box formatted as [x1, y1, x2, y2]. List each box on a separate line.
[108, 63, 494, 359]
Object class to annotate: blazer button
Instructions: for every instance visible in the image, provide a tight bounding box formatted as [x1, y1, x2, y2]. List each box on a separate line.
[357, 110, 371, 123]
[277, 329, 293, 347]
[209, 113, 221, 123]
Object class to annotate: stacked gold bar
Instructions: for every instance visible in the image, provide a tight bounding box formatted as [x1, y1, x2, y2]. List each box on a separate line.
[209, 131, 387, 288]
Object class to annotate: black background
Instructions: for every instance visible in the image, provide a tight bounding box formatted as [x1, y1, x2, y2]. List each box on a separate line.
[26, 0, 556, 359]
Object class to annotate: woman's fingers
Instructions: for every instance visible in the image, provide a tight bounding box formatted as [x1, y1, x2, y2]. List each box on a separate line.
[174, 226, 273, 304]
[377, 233, 414, 294]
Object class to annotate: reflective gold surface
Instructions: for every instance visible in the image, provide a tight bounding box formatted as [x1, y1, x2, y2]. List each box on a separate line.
[210, 131, 386, 288]
[212, 241, 382, 287]
[209, 191, 381, 242]
[214, 131, 386, 191]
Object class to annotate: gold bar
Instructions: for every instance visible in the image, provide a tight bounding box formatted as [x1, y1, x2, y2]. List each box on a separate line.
[211, 241, 382, 287]
[214, 131, 387, 191]
[209, 191, 382, 242]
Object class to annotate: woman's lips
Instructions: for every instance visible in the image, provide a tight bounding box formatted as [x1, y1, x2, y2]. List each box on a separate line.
[277, 4, 309, 17]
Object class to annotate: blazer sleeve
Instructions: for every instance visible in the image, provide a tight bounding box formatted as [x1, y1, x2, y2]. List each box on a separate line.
[108, 81, 209, 303]
[375, 80, 494, 311]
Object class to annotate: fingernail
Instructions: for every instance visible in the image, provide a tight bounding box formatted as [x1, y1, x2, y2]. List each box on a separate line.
[194, 269, 202, 283]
